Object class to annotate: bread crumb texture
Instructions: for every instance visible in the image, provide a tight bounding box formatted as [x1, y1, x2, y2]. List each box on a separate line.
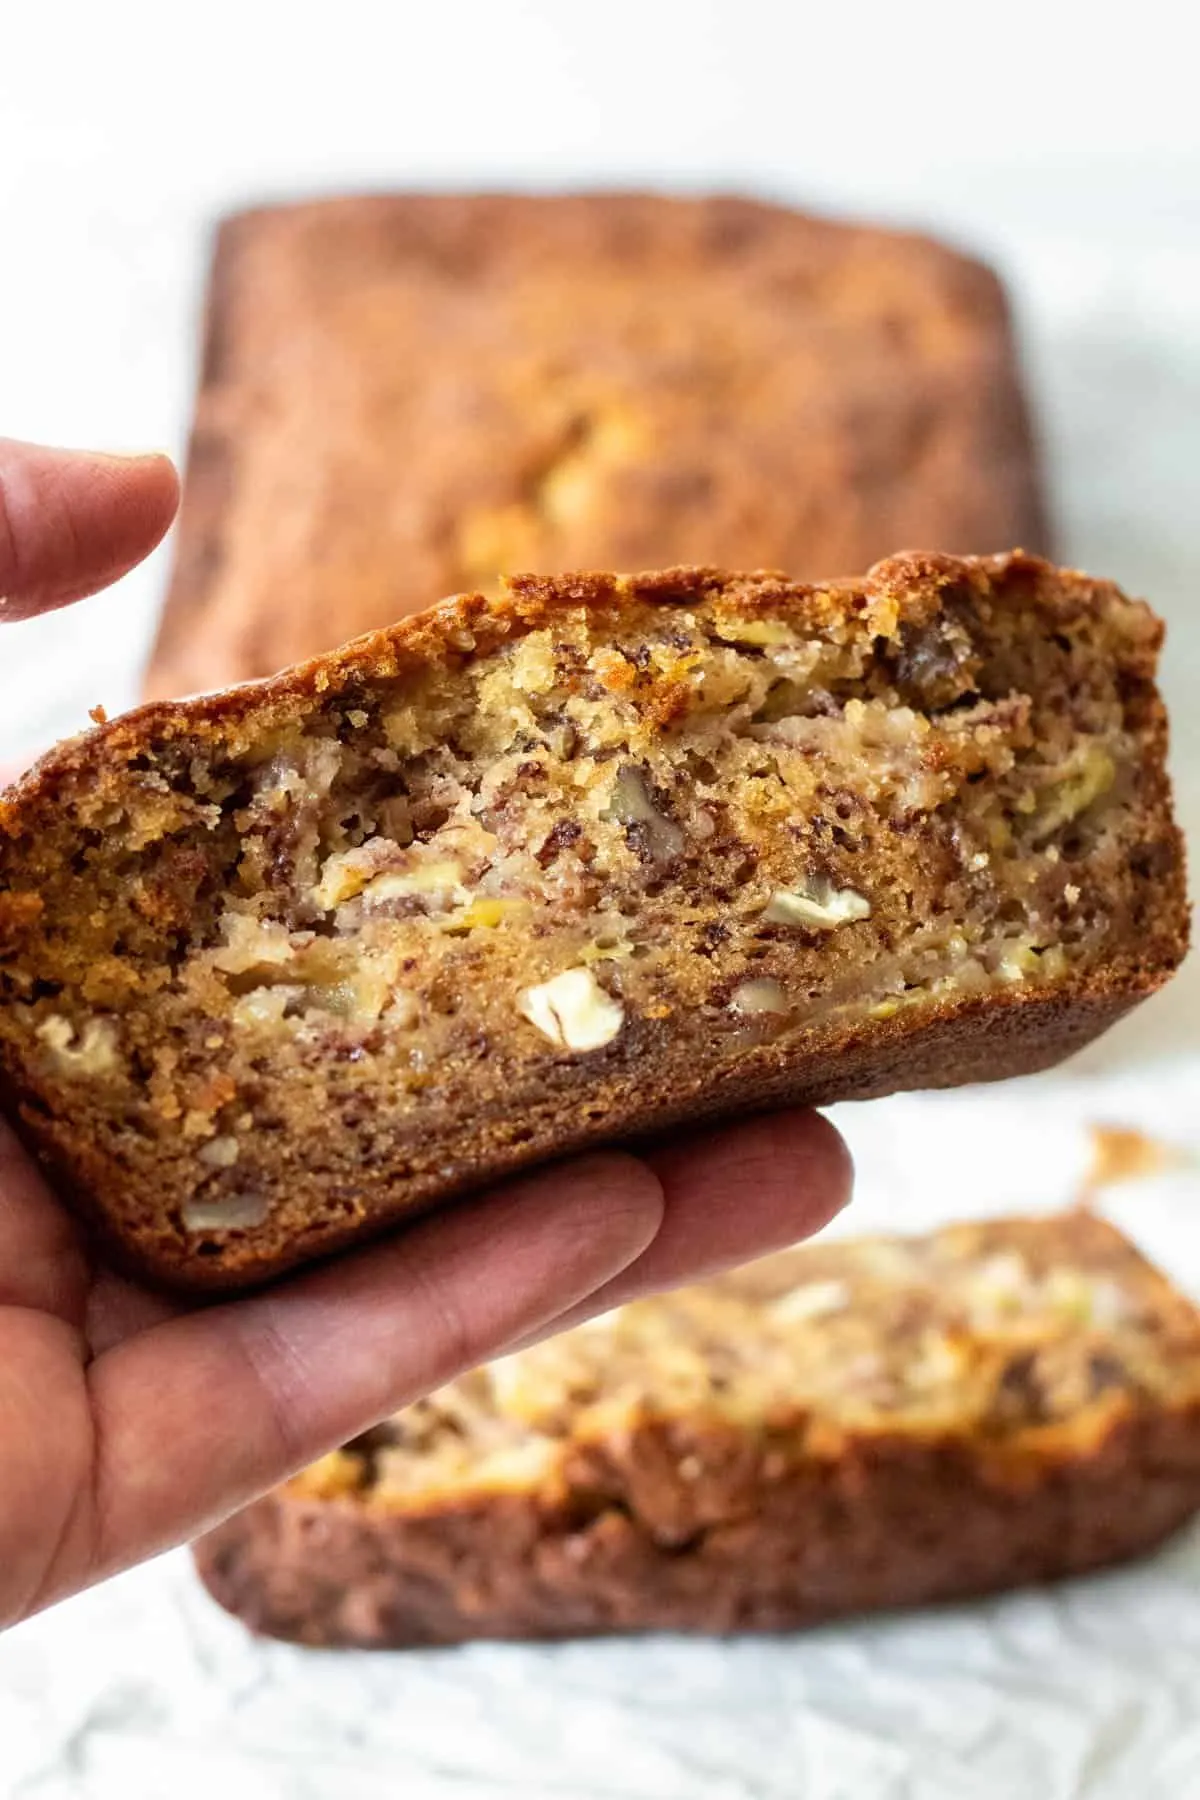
[0, 554, 1188, 1287]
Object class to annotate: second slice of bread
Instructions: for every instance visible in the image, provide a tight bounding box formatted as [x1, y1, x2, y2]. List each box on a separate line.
[192, 1211, 1200, 1646]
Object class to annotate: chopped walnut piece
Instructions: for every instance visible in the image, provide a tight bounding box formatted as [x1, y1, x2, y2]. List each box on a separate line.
[518, 968, 625, 1052]
[181, 1191, 271, 1232]
[712, 616, 796, 648]
[763, 881, 871, 929]
[36, 1014, 120, 1077]
[731, 977, 789, 1015]
[197, 1135, 241, 1169]
[605, 763, 685, 864]
[769, 1278, 850, 1323]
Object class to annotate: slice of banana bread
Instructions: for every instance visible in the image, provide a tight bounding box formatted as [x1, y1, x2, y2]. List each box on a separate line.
[145, 190, 1048, 699]
[0, 553, 1187, 1290]
[192, 1211, 1200, 1646]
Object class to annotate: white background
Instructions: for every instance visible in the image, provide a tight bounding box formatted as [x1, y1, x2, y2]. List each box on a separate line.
[2, 0, 1198, 1061]
[1, 5, 1200, 1794]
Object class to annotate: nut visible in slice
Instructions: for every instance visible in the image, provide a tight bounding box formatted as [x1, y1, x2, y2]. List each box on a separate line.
[359, 863, 465, 912]
[518, 968, 625, 1053]
[769, 1277, 851, 1322]
[35, 1014, 120, 1077]
[605, 764, 685, 864]
[1029, 745, 1116, 844]
[763, 881, 871, 929]
[731, 977, 789, 1015]
[181, 1191, 271, 1233]
[712, 617, 796, 648]
[197, 1134, 241, 1169]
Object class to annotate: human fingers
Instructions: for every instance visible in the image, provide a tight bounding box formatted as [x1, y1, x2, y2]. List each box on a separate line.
[507, 1108, 852, 1349]
[69, 1152, 662, 1596]
[0, 439, 178, 619]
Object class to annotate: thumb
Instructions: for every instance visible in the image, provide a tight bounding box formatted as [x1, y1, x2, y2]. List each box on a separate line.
[0, 439, 179, 620]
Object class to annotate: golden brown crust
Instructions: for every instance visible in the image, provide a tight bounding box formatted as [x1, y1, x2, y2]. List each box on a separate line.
[146, 192, 1050, 698]
[7, 550, 1163, 798]
[0, 555, 1187, 1292]
[191, 1213, 1200, 1646]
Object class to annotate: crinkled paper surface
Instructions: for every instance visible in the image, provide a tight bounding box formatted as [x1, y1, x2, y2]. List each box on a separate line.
[2, 147, 1200, 1800]
[5, 1066, 1200, 1800]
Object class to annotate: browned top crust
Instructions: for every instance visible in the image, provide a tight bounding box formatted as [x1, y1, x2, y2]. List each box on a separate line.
[146, 191, 1048, 697]
[18, 553, 1153, 789]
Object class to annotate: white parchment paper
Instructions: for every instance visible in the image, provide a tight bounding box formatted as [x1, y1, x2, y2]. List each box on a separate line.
[2, 47, 1199, 1792]
[5, 1066, 1200, 1800]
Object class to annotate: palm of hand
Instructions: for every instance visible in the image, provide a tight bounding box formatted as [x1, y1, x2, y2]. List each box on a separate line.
[0, 440, 849, 1627]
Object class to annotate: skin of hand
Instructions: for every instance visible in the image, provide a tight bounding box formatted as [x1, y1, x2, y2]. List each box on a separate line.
[0, 438, 852, 1629]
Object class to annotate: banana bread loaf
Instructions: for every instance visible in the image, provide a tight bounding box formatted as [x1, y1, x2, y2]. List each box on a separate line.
[192, 1211, 1200, 1646]
[145, 191, 1048, 699]
[0, 552, 1186, 1291]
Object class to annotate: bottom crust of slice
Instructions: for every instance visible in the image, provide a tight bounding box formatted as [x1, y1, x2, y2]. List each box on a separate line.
[9, 978, 1152, 1291]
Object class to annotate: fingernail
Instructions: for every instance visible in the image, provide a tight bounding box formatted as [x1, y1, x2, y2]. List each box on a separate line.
[92, 449, 175, 464]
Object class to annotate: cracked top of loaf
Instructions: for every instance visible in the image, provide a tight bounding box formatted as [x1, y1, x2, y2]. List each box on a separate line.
[146, 190, 1047, 698]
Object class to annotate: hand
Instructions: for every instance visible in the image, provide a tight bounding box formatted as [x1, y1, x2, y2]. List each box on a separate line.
[0, 438, 852, 1629]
